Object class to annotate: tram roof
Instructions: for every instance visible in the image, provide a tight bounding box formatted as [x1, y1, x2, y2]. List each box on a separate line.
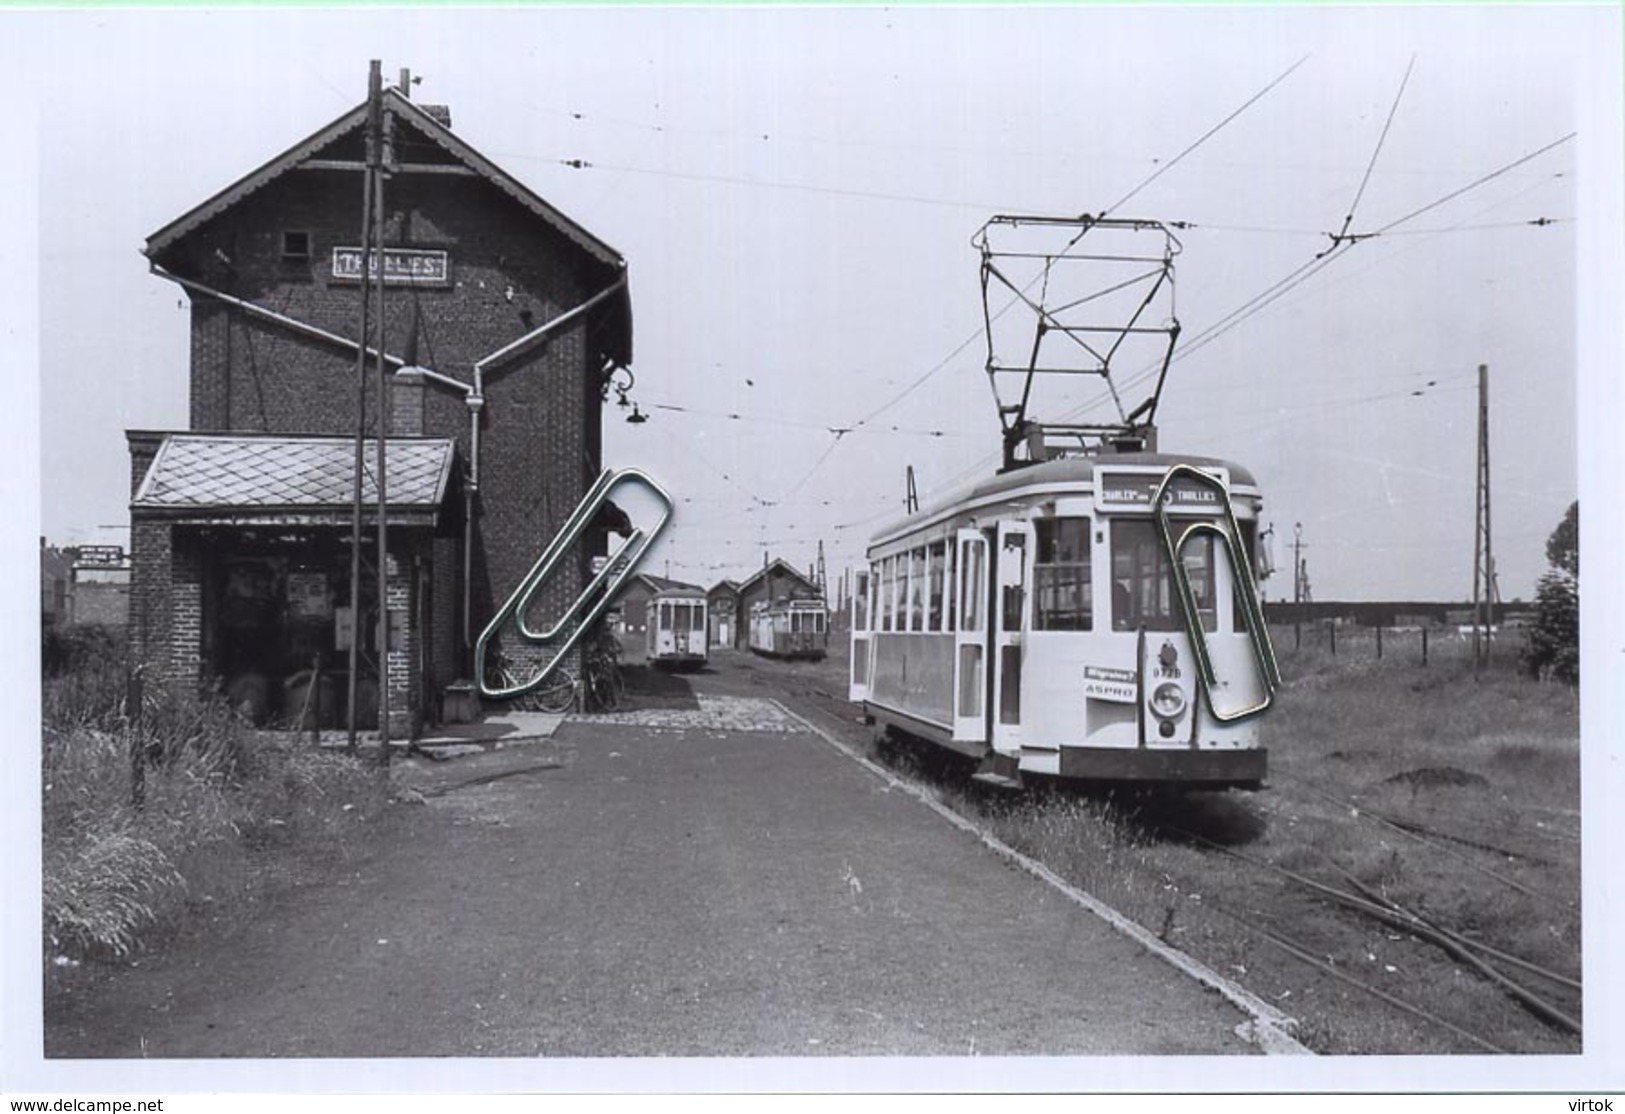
[867, 451, 1259, 550]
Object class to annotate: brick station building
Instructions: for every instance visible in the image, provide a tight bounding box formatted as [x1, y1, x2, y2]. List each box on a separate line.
[128, 84, 632, 734]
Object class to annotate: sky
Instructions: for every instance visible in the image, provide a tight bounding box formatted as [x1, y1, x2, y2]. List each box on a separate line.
[16, 5, 1608, 607]
[5, 4, 1624, 1098]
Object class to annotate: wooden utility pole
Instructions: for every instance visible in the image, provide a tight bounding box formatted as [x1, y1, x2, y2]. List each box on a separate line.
[1472, 363, 1494, 668]
[347, 61, 382, 751]
[1292, 522, 1311, 605]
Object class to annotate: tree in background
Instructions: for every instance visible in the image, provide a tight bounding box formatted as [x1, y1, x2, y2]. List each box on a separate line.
[1523, 501, 1578, 686]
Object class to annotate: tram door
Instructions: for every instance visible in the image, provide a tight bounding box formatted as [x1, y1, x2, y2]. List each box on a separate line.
[952, 529, 988, 742]
[848, 570, 871, 702]
[989, 521, 1032, 757]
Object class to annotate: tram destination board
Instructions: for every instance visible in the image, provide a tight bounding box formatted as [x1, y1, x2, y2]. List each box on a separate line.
[1095, 465, 1230, 514]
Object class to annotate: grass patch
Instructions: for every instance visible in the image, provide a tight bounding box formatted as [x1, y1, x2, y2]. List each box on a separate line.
[41, 639, 388, 966]
[816, 635, 1580, 1054]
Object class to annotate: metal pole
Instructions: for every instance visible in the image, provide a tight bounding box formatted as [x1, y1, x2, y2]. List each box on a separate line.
[346, 61, 381, 751]
[375, 90, 392, 763]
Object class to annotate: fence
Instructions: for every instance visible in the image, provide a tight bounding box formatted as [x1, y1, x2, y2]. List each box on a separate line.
[1268, 621, 1529, 669]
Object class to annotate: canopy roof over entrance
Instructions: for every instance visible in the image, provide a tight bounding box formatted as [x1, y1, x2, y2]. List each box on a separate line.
[132, 433, 456, 527]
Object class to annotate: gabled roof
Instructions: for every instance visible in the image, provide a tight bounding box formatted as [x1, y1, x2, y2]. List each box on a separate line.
[147, 89, 623, 268]
[145, 89, 631, 365]
[132, 433, 455, 526]
[736, 558, 820, 598]
[708, 579, 741, 596]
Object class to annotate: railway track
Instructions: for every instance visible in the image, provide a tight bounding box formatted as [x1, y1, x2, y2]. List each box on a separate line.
[709, 651, 1582, 1055]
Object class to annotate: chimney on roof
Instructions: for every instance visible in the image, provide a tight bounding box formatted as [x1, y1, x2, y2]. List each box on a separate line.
[394, 66, 450, 128]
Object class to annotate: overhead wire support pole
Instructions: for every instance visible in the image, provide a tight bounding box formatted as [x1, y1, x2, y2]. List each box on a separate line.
[375, 76, 393, 762]
[347, 61, 381, 752]
[1482, 362, 1488, 669]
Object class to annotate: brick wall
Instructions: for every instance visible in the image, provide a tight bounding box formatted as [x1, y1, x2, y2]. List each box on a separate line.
[160, 171, 611, 694]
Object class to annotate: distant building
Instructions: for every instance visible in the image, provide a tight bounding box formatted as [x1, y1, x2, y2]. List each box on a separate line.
[39, 541, 72, 628]
[706, 580, 740, 648]
[127, 83, 632, 733]
[40, 540, 130, 629]
[730, 559, 824, 649]
[613, 574, 703, 660]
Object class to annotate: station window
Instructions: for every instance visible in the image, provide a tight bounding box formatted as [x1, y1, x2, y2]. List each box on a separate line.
[281, 230, 312, 261]
[1111, 519, 1217, 633]
[1034, 517, 1093, 632]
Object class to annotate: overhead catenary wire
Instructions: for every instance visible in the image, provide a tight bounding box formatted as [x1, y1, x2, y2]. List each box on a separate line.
[1101, 54, 1311, 219]
[746, 55, 1315, 498]
[1322, 55, 1416, 255]
[1033, 129, 1575, 440]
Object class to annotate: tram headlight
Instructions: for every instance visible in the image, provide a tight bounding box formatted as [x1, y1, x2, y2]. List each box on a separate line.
[1150, 681, 1187, 721]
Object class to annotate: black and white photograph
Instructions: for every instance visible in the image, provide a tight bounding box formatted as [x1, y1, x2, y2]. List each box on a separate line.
[4, 2, 1622, 1101]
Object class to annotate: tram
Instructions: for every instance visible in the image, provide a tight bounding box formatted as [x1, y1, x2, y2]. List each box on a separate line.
[849, 454, 1278, 789]
[646, 586, 709, 671]
[748, 597, 829, 661]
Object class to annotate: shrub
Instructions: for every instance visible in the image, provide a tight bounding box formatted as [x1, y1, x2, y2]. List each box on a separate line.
[1523, 502, 1579, 686]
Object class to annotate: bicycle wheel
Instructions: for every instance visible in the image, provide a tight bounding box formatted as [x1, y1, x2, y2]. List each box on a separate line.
[583, 669, 616, 713]
[527, 670, 577, 714]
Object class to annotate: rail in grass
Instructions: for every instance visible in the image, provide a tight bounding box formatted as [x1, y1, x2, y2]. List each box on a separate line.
[849, 453, 1280, 789]
[749, 597, 829, 661]
[647, 585, 708, 672]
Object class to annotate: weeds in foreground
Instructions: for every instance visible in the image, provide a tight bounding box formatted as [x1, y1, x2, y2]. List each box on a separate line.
[42, 642, 387, 962]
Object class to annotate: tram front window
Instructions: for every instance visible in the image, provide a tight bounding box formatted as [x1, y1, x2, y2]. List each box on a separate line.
[1111, 519, 1217, 633]
[1035, 517, 1092, 631]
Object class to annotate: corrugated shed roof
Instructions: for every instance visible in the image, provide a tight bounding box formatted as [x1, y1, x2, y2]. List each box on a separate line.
[133, 434, 454, 512]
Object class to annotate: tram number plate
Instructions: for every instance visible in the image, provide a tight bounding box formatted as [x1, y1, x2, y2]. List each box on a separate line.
[1083, 666, 1137, 703]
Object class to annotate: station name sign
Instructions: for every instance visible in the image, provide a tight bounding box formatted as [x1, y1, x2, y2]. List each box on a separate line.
[1095, 466, 1228, 515]
[331, 247, 451, 287]
[73, 545, 126, 567]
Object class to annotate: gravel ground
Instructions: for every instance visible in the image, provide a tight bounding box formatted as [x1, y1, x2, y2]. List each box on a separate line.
[46, 678, 1261, 1061]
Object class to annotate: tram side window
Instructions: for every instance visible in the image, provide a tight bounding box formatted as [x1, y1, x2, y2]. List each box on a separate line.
[909, 547, 927, 631]
[961, 538, 984, 631]
[887, 557, 900, 631]
[691, 604, 705, 632]
[884, 561, 897, 633]
[1111, 519, 1217, 633]
[1001, 533, 1027, 631]
[1034, 517, 1092, 631]
[1233, 519, 1258, 633]
[936, 542, 949, 633]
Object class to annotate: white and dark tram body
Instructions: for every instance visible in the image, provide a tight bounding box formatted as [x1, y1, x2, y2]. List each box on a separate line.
[647, 586, 709, 672]
[749, 597, 830, 661]
[849, 453, 1279, 789]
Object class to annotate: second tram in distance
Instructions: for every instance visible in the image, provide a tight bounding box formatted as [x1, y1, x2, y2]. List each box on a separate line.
[848, 452, 1278, 789]
[647, 586, 709, 672]
[748, 597, 830, 661]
